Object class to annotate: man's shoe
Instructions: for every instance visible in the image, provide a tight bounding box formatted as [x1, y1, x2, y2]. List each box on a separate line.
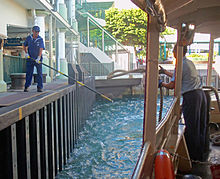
[24, 87, 29, 92]
[37, 88, 43, 92]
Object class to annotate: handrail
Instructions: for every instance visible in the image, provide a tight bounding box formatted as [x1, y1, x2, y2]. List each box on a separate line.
[3, 54, 22, 58]
[77, 11, 129, 53]
[132, 142, 151, 179]
[156, 97, 177, 131]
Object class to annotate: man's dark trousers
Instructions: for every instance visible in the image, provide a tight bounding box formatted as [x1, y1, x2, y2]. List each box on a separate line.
[24, 60, 43, 89]
[182, 89, 207, 161]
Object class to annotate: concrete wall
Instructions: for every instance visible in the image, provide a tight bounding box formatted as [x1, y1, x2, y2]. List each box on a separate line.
[0, 0, 28, 37]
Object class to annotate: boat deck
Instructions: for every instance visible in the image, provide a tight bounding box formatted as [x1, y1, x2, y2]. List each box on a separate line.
[177, 143, 220, 179]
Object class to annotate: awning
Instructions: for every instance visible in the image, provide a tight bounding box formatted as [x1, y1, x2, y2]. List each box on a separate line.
[131, 0, 220, 38]
[131, 0, 167, 32]
[7, 25, 32, 38]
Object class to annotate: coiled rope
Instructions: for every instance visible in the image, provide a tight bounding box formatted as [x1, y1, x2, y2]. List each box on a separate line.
[107, 68, 145, 79]
[158, 86, 163, 122]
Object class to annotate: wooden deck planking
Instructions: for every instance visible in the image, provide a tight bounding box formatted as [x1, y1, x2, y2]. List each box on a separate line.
[0, 83, 68, 107]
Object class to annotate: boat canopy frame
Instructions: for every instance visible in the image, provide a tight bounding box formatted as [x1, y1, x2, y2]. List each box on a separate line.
[131, 0, 220, 178]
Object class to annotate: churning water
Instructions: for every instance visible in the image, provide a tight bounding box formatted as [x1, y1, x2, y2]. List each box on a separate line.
[57, 95, 173, 178]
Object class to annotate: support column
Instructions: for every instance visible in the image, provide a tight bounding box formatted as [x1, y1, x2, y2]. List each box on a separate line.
[174, 27, 183, 99]
[0, 39, 7, 92]
[143, 15, 159, 178]
[49, 14, 53, 81]
[67, 0, 78, 64]
[57, 29, 68, 79]
[77, 35, 81, 64]
[35, 11, 51, 82]
[144, 15, 159, 147]
[174, 27, 183, 130]
[87, 17, 90, 47]
[207, 34, 214, 86]
[57, 0, 67, 21]
[67, 0, 77, 27]
[70, 37, 78, 64]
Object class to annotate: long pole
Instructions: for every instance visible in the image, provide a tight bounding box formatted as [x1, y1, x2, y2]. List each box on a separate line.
[28, 58, 113, 102]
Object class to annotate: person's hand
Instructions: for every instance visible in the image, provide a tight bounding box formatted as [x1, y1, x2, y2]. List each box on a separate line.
[158, 79, 163, 88]
[25, 53, 30, 59]
[36, 56, 41, 63]
[159, 65, 166, 74]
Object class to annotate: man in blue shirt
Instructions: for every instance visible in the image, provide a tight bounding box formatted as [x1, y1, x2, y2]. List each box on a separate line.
[23, 25, 45, 92]
[159, 44, 207, 161]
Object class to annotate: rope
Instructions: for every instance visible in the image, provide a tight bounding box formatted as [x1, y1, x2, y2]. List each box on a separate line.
[107, 68, 145, 79]
[158, 86, 163, 122]
[170, 153, 216, 166]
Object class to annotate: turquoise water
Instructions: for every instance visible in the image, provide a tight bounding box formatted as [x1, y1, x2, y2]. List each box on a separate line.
[57, 95, 173, 178]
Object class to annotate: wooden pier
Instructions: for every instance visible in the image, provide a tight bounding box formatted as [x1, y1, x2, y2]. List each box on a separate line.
[0, 77, 96, 179]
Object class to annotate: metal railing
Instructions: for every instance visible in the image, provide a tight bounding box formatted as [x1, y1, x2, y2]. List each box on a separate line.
[3, 55, 26, 84]
[160, 69, 220, 95]
[76, 11, 133, 71]
[80, 62, 114, 76]
[0, 77, 96, 178]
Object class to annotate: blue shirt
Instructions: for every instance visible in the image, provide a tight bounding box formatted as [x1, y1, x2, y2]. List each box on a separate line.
[24, 35, 45, 60]
[171, 57, 202, 94]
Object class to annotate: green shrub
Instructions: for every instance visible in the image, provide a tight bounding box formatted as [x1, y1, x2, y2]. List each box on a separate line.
[187, 53, 208, 61]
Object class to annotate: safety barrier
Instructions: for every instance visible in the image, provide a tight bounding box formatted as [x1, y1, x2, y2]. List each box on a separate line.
[0, 77, 96, 178]
[80, 62, 114, 76]
[160, 70, 220, 96]
[3, 55, 26, 84]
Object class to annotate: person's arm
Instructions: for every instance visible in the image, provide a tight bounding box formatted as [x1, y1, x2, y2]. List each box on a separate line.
[23, 44, 30, 59]
[23, 45, 28, 53]
[159, 65, 173, 77]
[23, 36, 30, 58]
[160, 68, 175, 89]
[38, 48, 43, 57]
[161, 81, 175, 89]
[163, 70, 173, 78]
[35, 47, 43, 63]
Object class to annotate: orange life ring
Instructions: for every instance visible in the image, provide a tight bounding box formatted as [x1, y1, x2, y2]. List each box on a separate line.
[154, 149, 174, 179]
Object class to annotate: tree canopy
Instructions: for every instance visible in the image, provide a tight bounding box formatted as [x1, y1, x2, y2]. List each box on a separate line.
[105, 8, 147, 47]
[105, 8, 175, 48]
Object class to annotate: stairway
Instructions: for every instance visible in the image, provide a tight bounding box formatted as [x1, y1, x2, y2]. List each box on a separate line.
[79, 43, 114, 76]
[76, 10, 131, 76]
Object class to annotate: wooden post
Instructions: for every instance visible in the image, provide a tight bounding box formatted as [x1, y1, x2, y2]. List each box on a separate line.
[207, 34, 214, 86]
[143, 15, 159, 147]
[174, 26, 192, 170]
[142, 15, 160, 178]
[174, 27, 183, 121]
